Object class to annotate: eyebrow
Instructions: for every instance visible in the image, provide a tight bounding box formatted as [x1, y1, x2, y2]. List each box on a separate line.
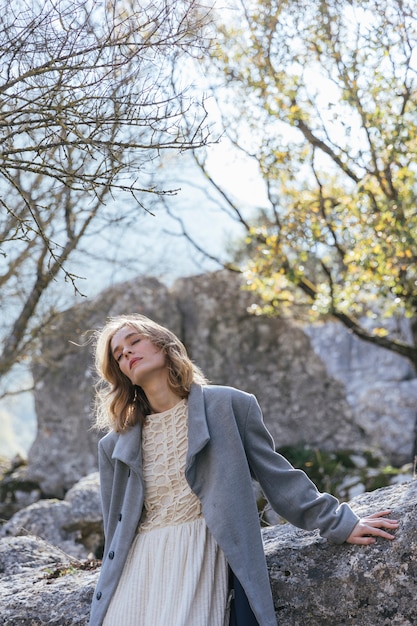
[111, 331, 139, 357]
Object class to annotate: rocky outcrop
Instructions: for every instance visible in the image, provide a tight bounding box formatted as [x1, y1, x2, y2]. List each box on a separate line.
[26, 271, 416, 498]
[0, 535, 98, 626]
[305, 318, 417, 465]
[0, 473, 103, 560]
[265, 479, 417, 625]
[0, 455, 41, 521]
[1, 478, 416, 625]
[172, 272, 362, 452]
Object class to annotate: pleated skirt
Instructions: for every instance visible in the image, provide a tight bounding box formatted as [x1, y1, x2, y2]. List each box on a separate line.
[102, 517, 229, 626]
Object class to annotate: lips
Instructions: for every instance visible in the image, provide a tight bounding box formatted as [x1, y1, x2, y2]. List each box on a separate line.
[129, 357, 141, 370]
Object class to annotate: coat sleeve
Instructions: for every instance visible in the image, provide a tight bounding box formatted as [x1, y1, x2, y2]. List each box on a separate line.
[238, 393, 359, 544]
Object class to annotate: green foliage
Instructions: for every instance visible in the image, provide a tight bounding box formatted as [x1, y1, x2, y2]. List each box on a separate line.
[206, 0, 417, 363]
[43, 559, 101, 580]
[256, 443, 407, 526]
[276, 444, 405, 502]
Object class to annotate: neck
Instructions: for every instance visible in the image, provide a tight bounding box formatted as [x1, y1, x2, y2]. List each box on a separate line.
[142, 379, 182, 414]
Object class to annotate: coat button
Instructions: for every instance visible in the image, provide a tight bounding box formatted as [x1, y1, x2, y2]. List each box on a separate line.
[118, 513, 122, 521]
[108, 551, 115, 560]
[96, 591, 102, 600]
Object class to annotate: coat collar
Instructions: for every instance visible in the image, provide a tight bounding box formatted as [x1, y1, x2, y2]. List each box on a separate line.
[111, 384, 210, 473]
[186, 384, 210, 468]
[111, 422, 143, 474]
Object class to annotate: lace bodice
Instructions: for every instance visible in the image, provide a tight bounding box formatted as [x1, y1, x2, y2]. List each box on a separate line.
[138, 399, 202, 532]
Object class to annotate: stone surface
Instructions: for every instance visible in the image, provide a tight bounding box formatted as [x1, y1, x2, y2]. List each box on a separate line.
[305, 319, 417, 464]
[0, 535, 98, 626]
[26, 270, 417, 497]
[355, 380, 417, 465]
[264, 479, 417, 626]
[0, 473, 102, 560]
[1, 480, 416, 625]
[172, 272, 362, 452]
[0, 456, 41, 520]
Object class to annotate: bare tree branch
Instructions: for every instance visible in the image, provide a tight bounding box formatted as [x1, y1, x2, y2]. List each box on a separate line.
[0, 0, 215, 380]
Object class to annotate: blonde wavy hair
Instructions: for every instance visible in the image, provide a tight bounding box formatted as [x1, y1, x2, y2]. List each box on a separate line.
[93, 314, 207, 432]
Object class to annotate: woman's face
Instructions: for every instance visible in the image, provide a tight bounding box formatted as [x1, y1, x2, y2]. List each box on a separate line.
[110, 326, 167, 387]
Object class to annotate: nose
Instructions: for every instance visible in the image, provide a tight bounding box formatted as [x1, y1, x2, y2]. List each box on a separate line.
[122, 345, 132, 356]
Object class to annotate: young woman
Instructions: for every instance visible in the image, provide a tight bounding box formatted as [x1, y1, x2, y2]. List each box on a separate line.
[88, 314, 399, 626]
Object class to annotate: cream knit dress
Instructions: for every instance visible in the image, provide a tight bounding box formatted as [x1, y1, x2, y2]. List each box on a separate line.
[102, 399, 229, 626]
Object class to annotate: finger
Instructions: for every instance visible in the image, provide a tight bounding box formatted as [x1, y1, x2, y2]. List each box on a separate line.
[370, 528, 396, 540]
[363, 518, 399, 528]
[360, 523, 397, 538]
[347, 528, 396, 545]
[347, 535, 377, 546]
[364, 510, 393, 519]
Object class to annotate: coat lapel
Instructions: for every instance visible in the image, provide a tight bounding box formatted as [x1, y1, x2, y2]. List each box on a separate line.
[111, 422, 143, 475]
[110, 384, 209, 478]
[185, 384, 210, 473]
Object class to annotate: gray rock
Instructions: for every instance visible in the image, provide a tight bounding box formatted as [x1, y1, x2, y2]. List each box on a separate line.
[173, 272, 363, 452]
[355, 380, 417, 464]
[0, 473, 102, 560]
[0, 535, 98, 625]
[305, 319, 417, 464]
[1, 480, 415, 625]
[0, 456, 41, 520]
[264, 479, 417, 626]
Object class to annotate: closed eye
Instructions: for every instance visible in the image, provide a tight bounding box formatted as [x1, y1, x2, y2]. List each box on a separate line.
[112, 332, 144, 364]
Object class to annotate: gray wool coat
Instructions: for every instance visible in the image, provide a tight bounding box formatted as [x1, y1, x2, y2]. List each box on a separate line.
[88, 384, 359, 626]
